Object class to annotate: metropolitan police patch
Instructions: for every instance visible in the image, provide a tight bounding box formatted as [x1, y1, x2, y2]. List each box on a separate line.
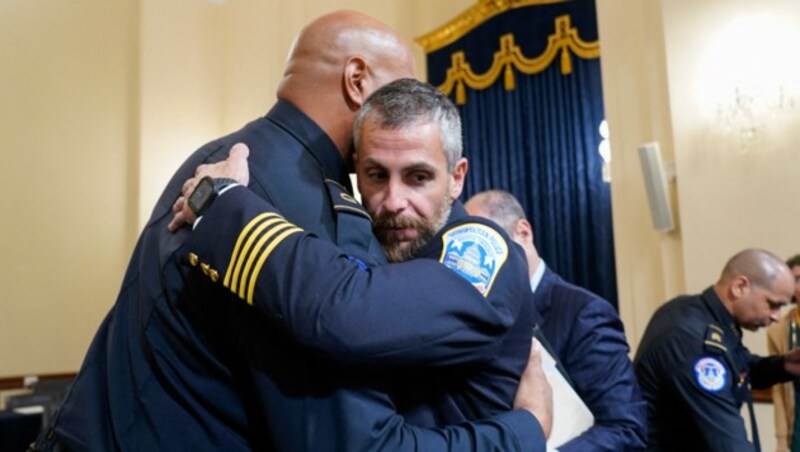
[439, 223, 508, 297]
[693, 357, 728, 392]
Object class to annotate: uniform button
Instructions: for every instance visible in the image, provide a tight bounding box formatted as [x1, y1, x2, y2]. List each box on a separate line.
[209, 269, 220, 283]
[201, 263, 210, 275]
[188, 253, 199, 267]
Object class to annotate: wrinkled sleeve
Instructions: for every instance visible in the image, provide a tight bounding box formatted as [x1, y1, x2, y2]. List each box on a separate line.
[557, 298, 647, 452]
[183, 186, 517, 367]
[373, 407, 546, 452]
[664, 335, 753, 451]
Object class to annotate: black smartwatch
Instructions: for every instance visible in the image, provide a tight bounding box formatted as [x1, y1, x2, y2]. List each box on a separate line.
[188, 176, 238, 217]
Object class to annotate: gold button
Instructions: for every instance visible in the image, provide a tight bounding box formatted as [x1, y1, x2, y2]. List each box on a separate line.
[209, 269, 220, 283]
[201, 263, 210, 275]
[188, 253, 199, 267]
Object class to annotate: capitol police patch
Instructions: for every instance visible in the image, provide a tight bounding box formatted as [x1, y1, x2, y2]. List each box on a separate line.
[439, 223, 508, 297]
[694, 357, 728, 392]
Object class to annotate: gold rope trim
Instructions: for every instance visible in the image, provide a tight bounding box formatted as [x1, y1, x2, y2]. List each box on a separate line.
[416, 0, 571, 53]
[437, 15, 599, 105]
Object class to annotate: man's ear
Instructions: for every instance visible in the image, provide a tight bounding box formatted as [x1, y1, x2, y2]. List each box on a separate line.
[514, 218, 534, 244]
[731, 275, 751, 298]
[449, 158, 468, 200]
[343, 56, 368, 111]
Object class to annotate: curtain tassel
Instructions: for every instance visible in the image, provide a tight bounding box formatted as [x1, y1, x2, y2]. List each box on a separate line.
[504, 63, 516, 91]
[560, 48, 573, 75]
[456, 81, 467, 105]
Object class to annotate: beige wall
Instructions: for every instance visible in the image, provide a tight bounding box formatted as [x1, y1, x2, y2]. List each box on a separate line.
[0, 0, 138, 375]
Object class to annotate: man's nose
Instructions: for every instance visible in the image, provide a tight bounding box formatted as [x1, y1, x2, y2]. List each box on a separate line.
[382, 181, 409, 213]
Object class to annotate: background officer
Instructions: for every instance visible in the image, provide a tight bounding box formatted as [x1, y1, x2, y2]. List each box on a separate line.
[465, 189, 647, 451]
[635, 248, 800, 451]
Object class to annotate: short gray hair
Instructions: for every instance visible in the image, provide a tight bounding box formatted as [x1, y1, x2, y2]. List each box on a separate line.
[465, 190, 527, 236]
[353, 78, 462, 170]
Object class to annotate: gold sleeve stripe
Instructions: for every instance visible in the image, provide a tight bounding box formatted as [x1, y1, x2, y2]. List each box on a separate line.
[223, 213, 282, 290]
[246, 226, 303, 305]
[236, 222, 298, 299]
[228, 216, 286, 293]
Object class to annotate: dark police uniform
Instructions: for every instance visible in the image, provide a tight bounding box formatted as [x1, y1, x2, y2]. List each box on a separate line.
[46, 100, 542, 451]
[635, 287, 792, 451]
[184, 189, 545, 449]
[534, 266, 647, 451]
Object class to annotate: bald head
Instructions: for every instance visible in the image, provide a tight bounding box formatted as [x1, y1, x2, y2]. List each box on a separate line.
[277, 10, 416, 157]
[465, 190, 541, 277]
[715, 248, 794, 330]
[718, 249, 789, 289]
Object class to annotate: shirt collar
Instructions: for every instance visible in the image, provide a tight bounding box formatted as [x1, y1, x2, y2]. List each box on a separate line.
[266, 100, 350, 186]
[529, 259, 546, 293]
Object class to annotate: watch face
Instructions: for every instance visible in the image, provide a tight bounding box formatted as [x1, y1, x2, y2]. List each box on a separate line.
[188, 177, 215, 215]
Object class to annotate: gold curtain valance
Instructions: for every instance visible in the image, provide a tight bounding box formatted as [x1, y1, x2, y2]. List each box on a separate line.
[416, 0, 571, 54]
[436, 15, 600, 105]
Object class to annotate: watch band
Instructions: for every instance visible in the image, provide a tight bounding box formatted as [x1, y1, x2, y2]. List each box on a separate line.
[188, 176, 241, 217]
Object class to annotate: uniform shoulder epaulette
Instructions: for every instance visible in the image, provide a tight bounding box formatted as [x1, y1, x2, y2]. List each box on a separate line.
[324, 179, 371, 221]
[438, 222, 508, 297]
[703, 324, 727, 355]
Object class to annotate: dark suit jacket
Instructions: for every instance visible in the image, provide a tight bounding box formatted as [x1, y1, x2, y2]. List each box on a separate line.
[535, 266, 647, 451]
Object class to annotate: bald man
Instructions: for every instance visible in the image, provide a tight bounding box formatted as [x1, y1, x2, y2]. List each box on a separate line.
[635, 249, 800, 451]
[465, 190, 646, 451]
[40, 11, 545, 452]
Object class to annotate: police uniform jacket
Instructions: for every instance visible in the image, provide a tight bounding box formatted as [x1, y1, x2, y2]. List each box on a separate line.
[534, 266, 647, 451]
[184, 188, 546, 450]
[52, 100, 542, 451]
[634, 287, 792, 451]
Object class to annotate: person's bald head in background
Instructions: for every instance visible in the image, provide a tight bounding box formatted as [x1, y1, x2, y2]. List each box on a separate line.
[277, 10, 416, 159]
[714, 248, 795, 331]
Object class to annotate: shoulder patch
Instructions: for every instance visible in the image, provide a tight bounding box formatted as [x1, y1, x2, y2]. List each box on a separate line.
[324, 179, 371, 221]
[439, 223, 508, 297]
[694, 357, 728, 392]
[703, 324, 727, 355]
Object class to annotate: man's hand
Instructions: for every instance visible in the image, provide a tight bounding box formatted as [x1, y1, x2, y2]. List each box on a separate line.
[513, 338, 553, 439]
[167, 142, 251, 232]
[784, 348, 800, 376]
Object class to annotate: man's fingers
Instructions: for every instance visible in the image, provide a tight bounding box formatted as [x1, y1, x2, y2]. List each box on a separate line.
[229, 142, 250, 160]
[172, 196, 185, 214]
[167, 211, 185, 233]
[182, 176, 200, 199]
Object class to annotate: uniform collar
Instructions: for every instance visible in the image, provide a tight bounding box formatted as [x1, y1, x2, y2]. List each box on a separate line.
[701, 286, 742, 339]
[266, 100, 350, 187]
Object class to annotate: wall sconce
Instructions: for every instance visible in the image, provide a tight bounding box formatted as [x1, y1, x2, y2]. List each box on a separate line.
[700, 12, 800, 153]
[715, 84, 796, 152]
[598, 119, 611, 182]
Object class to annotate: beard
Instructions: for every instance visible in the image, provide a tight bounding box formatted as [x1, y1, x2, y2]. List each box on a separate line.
[373, 196, 453, 263]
